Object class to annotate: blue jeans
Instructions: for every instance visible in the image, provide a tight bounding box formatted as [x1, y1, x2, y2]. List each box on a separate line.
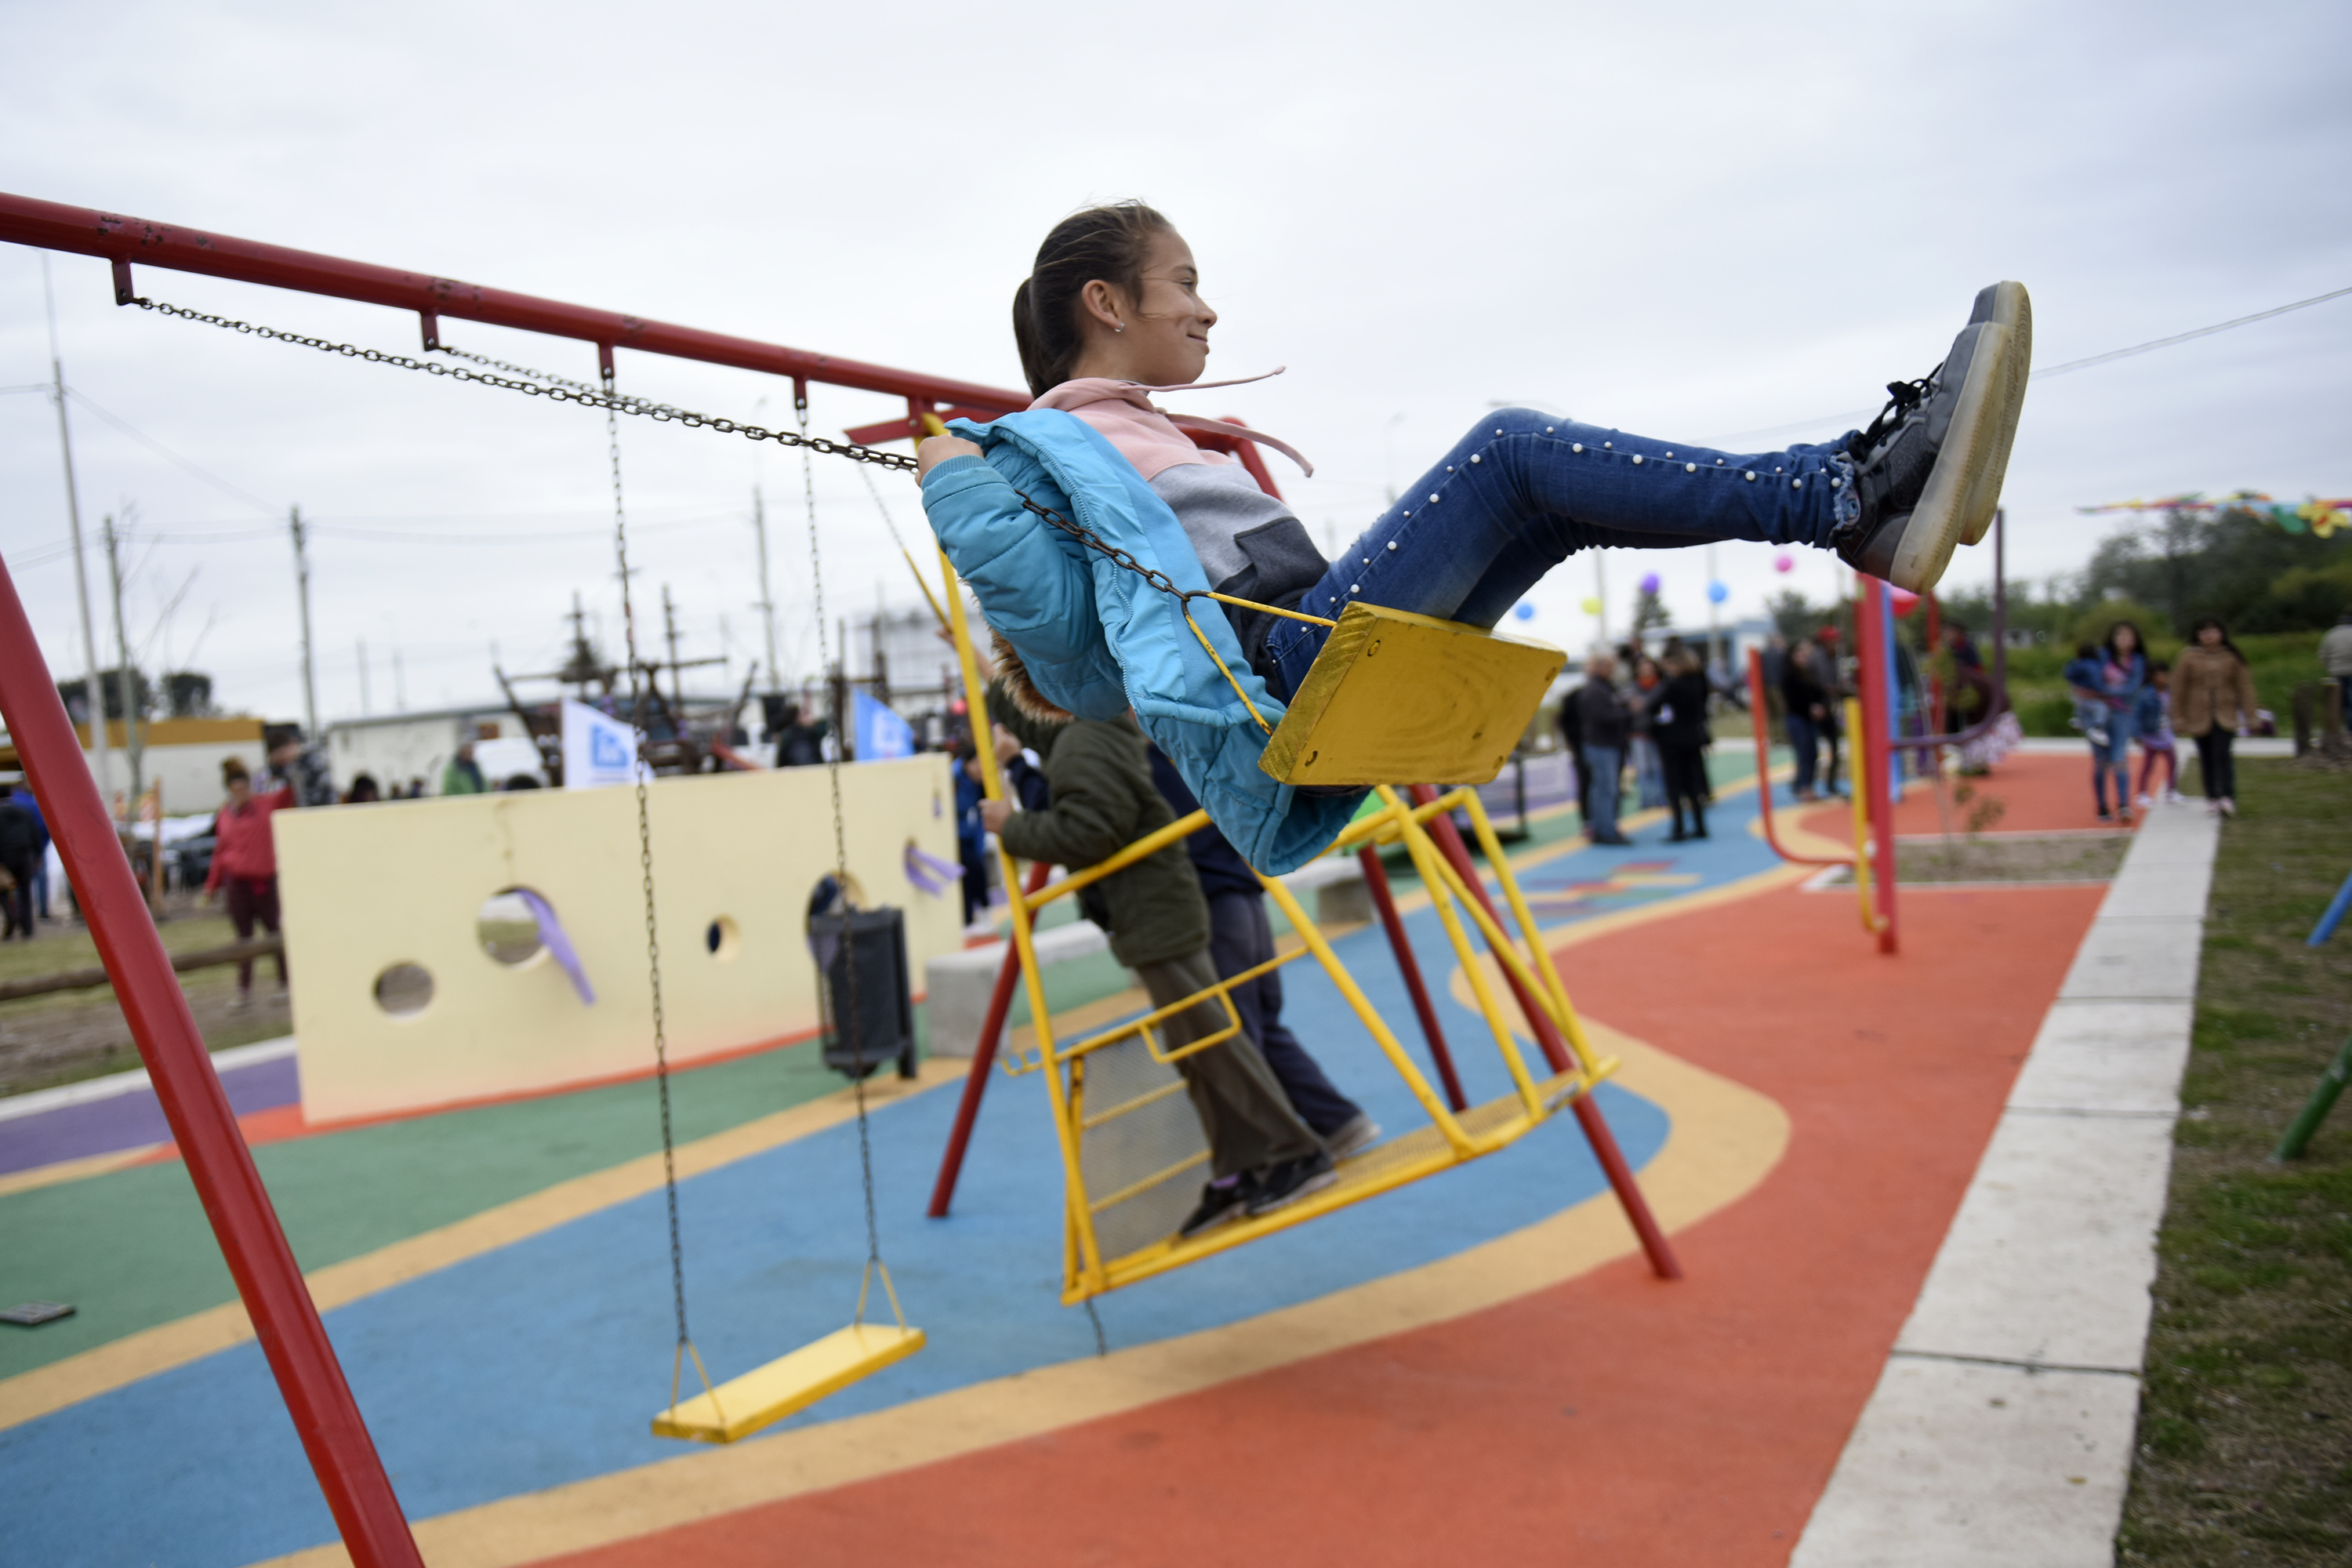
[1584, 745, 1624, 839]
[1267, 409, 1860, 695]
[2091, 704, 2139, 812]
[1631, 736, 1666, 809]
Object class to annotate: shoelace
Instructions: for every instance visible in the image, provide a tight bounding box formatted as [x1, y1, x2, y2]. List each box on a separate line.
[1855, 360, 1944, 452]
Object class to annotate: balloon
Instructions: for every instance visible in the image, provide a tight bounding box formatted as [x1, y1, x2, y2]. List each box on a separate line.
[1638, 572, 1661, 595]
[1580, 596, 1603, 616]
[1706, 581, 1729, 604]
[1513, 601, 1537, 621]
[1890, 588, 1920, 616]
[1773, 554, 1794, 573]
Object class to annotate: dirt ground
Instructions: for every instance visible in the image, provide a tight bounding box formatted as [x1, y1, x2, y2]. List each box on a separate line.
[0, 903, 292, 1098]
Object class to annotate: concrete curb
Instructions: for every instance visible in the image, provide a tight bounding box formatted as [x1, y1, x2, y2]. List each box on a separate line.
[1791, 797, 2218, 1566]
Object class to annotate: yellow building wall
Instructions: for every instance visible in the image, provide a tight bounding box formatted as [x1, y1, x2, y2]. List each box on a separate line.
[274, 757, 962, 1123]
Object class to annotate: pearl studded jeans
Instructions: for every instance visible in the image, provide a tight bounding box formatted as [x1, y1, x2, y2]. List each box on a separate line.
[1263, 408, 1860, 699]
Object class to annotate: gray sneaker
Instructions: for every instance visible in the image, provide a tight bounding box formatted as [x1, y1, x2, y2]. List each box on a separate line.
[1836, 283, 2033, 592]
[1325, 1113, 1382, 1163]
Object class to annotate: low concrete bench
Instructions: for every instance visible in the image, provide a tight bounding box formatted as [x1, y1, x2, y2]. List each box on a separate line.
[1278, 855, 1373, 927]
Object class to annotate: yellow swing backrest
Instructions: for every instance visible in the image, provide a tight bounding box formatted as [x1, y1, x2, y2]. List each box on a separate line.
[1258, 602, 1567, 787]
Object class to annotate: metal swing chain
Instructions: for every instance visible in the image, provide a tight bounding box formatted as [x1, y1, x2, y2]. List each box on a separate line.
[605, 372, 694, 1363]
[801, 390, 895, 1312]
[128, 296, 920, 474]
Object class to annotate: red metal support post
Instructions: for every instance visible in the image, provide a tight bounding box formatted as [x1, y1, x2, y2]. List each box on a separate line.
[1745, 648, 1855, 869]
[1355, 844, 1468, 1112]
[1855, 577, 1900, 954]
[0, 555, 423, 1567]
[927, 860, 1054, 1218]
[1403, 787, 1682, 1280]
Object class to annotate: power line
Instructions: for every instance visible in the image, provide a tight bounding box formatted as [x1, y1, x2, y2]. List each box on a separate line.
[64, 387, 280, 517]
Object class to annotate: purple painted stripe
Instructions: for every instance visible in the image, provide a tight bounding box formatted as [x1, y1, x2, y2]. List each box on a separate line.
[0, 1054, 303, 1176]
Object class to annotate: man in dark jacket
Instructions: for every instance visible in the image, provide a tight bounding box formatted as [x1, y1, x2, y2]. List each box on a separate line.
[0, 785, 40, 939]
[985, 679, 1332, 1235]
[1147, 744, 1377, 1160]
[1575, 655, 1634, 846]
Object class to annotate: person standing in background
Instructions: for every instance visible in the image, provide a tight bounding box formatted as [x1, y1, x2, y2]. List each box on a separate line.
[205, 757, 292, 1006]
[0, 785, 39, 940]
[440, 741, 488, 797]
[2175, 618, 2259, 819]
[12, 782, 51, 925]
[266, 728, 336, 808]
[1780, 640, 1830, 803]
[2320, 611, 2352, 724]
[1556, 678, 1590, 827]
[1655, 650, 1712, 840]
[1576, 654, 1633, 847]
[1627, 655, 1668, 811]
[2135, 662, 2183, 807]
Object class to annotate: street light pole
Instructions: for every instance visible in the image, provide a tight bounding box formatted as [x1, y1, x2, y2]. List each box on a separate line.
[289, 506, 318, 738]
[43, 255, 112, 815]
[753, 485, 779, 688]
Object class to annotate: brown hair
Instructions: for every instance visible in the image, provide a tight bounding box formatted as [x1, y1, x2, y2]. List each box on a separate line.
[221, 756, 250, 786]
[1011, 201, 1174, 396]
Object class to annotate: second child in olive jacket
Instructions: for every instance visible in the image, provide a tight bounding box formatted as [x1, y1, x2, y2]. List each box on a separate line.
[985, 669, 1332, 1232]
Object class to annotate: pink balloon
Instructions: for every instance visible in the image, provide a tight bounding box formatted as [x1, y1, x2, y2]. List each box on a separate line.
[1773, 554, 1794, 573]
[1639, 572, 1661, 595]
[1891, 588, 1920, 616]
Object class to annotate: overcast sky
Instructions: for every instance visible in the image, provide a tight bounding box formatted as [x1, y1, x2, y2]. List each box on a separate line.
[4, 0, 2347, 726]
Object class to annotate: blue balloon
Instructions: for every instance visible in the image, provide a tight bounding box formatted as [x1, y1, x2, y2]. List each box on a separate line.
[1513, 601, 1537, 621]
[1707, 580, 1730, 604]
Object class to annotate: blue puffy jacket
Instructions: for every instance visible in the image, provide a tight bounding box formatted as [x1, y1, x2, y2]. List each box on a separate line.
[920, 410, 1363, 873]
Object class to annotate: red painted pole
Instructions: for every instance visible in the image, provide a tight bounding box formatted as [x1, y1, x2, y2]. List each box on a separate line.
[927, 859, 1054, 1218]
[0, 190, 1029, 416]
[0, 556, 423, 1566]
[1746, 648, 1854, 869]
[1856, 577, 1900, 954]
[1356, 844, 1468, 1112]
[1404, 789, 1680, 1279]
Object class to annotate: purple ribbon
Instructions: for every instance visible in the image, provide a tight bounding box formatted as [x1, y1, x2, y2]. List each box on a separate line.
[514, 887, 596, 1006]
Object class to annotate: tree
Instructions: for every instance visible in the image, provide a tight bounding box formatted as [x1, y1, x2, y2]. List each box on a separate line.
[1628, 584, 1672, 644]
[56, 667, 153, 724]
[164, 671, 215, 718]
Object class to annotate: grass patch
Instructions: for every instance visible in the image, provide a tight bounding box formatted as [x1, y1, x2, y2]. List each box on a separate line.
[2118, 760, 2352, 1564]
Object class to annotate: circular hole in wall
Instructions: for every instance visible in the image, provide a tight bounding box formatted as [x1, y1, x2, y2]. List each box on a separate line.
[706, 916, 741, 960]
[373, 963, 435, 1018]
[476, 887, 547, 967]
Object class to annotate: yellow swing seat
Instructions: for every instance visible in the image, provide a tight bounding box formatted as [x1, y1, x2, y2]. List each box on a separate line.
[649, 1321, 925, 1444]
[1257, 602, 1568, 788]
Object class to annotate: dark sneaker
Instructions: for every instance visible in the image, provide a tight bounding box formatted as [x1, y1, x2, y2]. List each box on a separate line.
[1958, 281, 2031, 546]
[1178, 1174, 1254, 1239]
[1245, 1151, 1338, 1217]
[1835, 284, 2033, 592]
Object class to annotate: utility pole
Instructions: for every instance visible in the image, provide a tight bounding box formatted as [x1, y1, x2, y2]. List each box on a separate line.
[358, 638, 371, 717]
[752, 485, 780, 689]
[662, 585, 685, 713]
[392, 647, 406, 711]
[289, 506, 318, 738]
[1706, 543, 1720, 670]
[103, 514, 145, 806]
[1593, 555, 1610, 646]
[44, 255, 113, 815]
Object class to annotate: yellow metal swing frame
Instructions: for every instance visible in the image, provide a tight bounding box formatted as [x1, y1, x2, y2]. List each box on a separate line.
[938, 543, 1616, 1305]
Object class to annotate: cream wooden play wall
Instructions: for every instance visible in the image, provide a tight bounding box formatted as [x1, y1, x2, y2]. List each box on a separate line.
[274, 757, 962, 1123]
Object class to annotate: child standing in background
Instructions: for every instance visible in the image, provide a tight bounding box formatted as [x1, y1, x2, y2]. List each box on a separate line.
[2136, 662, 2182, 806]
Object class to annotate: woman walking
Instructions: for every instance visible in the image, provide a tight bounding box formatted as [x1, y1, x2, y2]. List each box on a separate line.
[2090, 622, 2148, 824]
[1780, 640, 1830, 802]
[205, 757, 292, 1006]
[2174, 618, 2259, 818]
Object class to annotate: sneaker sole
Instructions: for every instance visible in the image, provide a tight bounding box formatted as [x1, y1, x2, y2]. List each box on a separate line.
[1888, 318, 2021, 593]
[1958, 281, 2032, 547]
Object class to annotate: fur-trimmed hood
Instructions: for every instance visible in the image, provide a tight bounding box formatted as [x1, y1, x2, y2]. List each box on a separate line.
[989, 627, 1072, 724]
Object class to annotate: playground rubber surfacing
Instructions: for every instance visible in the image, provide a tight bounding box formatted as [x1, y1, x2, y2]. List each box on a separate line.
[0, 755, 2115, 1566]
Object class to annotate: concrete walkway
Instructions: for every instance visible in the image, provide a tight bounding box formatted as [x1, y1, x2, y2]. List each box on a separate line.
[1792, 797, 2218, 1566]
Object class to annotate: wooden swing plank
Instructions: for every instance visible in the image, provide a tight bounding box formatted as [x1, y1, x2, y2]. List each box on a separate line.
[649, 1323, 925, 1444]
[1069, 1065, 1604, 1302]
[1258, 603, 1567, 788]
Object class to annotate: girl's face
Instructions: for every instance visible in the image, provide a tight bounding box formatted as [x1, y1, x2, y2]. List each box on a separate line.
[227, 777, 252, 808]
[1079, 229, 1216, 387]
[2112, 625, 2138, 656]
[2199, 625, 2223, 648]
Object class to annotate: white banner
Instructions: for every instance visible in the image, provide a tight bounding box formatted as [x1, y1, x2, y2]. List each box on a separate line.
[561, 699, 644, 791]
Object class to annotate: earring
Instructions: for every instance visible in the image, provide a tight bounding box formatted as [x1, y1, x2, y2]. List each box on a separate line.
[1113, 322, 1126, 332]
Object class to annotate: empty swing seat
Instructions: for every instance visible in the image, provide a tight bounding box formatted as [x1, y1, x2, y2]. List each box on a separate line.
[1258, 604, 1567, 788]
[649, 1323, 925, 1444]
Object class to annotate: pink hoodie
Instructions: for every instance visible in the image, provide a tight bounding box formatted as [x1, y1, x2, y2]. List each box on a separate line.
[1026, 372, 1315, 481]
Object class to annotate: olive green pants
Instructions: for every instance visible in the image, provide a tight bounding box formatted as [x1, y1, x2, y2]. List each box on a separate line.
[1136, 949, 1323, 1180]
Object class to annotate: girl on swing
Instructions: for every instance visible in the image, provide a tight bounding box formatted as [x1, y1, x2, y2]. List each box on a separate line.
[920, 201, 2030, 877]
